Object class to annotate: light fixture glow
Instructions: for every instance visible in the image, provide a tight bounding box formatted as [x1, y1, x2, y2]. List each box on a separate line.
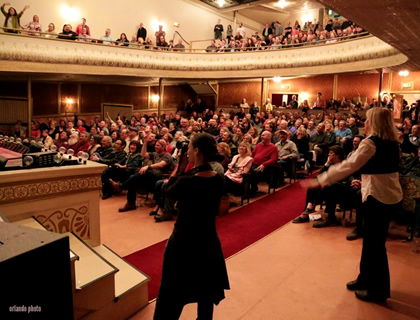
[274, 0, 288, 9]
[151, 95, 160, 103]
[398, 70, 409, 77]
[300, 92, 309, 101]
[217, 0, 225, 7]
[66, 98, 74, 104]
[273, 76, 282, 83]
[60, 5, 81, 23]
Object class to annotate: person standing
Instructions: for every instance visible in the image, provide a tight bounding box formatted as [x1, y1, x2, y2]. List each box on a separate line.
[137, 22, 147, 42]
[153, 133, 230, 319]
[214, 19, 223, 40]
[303, 108, 402, 302]
[75, 18, 90, 36]
[1, 2, 30, 33]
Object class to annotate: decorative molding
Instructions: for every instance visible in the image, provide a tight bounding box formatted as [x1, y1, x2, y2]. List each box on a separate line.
[0, 176, 101, 205]
[36, 204, 90, 239]
[0, 34, 408, 78]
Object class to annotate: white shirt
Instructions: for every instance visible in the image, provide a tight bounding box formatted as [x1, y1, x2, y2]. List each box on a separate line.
[317, 137, 403, 204]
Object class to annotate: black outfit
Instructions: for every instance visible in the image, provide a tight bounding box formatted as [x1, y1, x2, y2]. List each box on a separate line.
[153, 164, 229, 319]
[58, 30, 79, 40]
[137, 27, 147, 41]
[101, 153, 143, 197]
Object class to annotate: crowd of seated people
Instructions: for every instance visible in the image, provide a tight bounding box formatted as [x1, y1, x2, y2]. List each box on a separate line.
[1, 3, 367, 52]
[8, 94, 420, 228]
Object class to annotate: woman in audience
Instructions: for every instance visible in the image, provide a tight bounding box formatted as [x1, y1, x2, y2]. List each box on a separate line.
[1, 3, 29, 33]
[226, 24, 233, 39]
[247, 126, 259, 146]
[303, 108, 402, 303]
[110, 130, 120, 145]
[292, 126, 309, 161]
[232, 126, 245, 145]
[87, 134, 101, 156]
[325, 121, 337, 146]
[22, 14, 41, 36]
[44, 22, 56, 38]
[163, 132, 174, 153]
[30, 120, 40, 138]
[217, 142, 231, 171]
[153, 133, 230, 320]
[40, 128, 53, 148]
[116, 32, 129, 46]
[12, 120, 27, 137]
[224, 141, 253, 195]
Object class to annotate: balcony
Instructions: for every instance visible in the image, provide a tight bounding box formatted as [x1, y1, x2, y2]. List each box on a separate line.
[0, 32, 407, 80]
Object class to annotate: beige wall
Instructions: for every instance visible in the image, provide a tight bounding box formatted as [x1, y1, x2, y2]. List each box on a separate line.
[9, 0, 263, 44]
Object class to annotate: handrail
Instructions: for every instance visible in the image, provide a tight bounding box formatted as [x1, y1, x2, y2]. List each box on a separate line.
[0, 26, 371, 53]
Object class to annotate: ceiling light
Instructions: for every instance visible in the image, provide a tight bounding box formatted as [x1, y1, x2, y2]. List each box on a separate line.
[398, 70, 409, 76]
[273, 76, 282, 82]
[217, 0, 225, 7]
[274, 0, 288, 9]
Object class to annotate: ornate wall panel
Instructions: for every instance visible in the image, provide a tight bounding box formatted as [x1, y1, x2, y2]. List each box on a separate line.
[32, 82, 58, 116]
[218, 82, 262, 106]
[336, 74, 382, 102]
[268, 75, 334, 104]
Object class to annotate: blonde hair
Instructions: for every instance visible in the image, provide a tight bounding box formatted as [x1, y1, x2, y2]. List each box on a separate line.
[217, 142, 231, 156]
[238, 141, 252, 156]
[297, 126, 307, 137]
[366, 108, 399, 142]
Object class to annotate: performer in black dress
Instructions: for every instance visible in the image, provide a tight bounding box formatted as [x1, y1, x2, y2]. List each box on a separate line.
[153, 133, 230, 320]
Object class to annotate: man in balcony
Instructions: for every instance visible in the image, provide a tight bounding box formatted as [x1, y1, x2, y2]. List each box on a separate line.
[58, 24, 78, 40]
[101, 28, 114, 45]
[137, 22, 147, 43]
[214, 19, 224, 40]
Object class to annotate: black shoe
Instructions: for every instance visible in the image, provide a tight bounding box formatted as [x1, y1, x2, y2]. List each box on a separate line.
[313, 218, 340, 228]
[346, 279, 366, 291]
[355, 290, 387, 303]
[154, 213, 173, 222]
[292, 216, 310, 223]
[346, 227, 363, 241]
[118, 203, 137, 212]
[149, 210, 158, 216]
[102, 193, 112, 200]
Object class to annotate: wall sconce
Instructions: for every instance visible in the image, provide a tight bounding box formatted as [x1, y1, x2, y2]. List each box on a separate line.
[273, 76, 282, 83]
[398, 70, 409, 77]
[151, 95, 160, 103]
[64, 97, 75, 113]
[173, 22, 180, 28]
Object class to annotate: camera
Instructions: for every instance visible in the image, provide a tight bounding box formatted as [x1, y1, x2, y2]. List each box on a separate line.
[176, 140, 189, 152]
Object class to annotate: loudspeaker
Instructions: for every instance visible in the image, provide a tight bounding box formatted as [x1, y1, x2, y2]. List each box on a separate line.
[0, 222, 74, 319]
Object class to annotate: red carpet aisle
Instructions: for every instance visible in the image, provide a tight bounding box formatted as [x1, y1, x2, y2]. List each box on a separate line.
[124, 181, 307, 301]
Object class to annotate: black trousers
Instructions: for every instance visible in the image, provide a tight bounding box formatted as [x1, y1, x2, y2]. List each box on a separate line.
[101, 166, 131, 196]
[323, 183, 362, 222]
[357, 196, 399, 298]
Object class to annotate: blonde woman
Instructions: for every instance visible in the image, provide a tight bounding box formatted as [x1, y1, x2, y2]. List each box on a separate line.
[217, 142, 231, 170]
[303, 108, 402, 303]
[224, 141, 253, 195]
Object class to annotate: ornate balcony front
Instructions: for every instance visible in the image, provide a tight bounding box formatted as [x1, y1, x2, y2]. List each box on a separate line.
[0, 32, 407, 79]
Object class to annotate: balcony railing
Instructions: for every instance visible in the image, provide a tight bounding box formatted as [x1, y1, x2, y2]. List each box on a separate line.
[0, 27, 407, 79]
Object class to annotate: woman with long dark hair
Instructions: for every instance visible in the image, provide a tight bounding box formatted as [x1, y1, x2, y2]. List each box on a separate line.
[1, 2, 29, 33]
[154, 133, 230, 319]
[303, 108, 402, 302]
